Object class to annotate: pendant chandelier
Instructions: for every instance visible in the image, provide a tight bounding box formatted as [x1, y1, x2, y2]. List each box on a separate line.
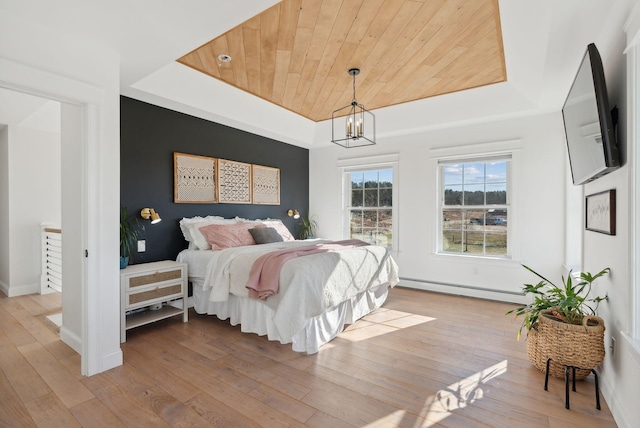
[331, 68, 376, 148]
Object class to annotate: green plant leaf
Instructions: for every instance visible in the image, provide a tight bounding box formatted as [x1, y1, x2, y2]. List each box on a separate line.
[507, 264, 609, 337]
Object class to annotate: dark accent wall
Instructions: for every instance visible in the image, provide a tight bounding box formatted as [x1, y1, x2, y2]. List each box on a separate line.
[120, 96, 309, 264]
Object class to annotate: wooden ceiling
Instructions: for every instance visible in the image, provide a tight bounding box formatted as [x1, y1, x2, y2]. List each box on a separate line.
[177, 0, 506, 122]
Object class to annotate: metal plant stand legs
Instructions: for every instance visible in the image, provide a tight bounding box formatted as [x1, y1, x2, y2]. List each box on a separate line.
[544, 358, 601, 410]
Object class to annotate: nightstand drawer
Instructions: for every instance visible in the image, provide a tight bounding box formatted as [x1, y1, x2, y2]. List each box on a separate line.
[126, 267, 183, 290]
[126, 283, 183, 308]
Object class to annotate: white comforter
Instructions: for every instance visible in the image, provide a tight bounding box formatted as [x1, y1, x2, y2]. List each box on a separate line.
[195, 240, 399, 341]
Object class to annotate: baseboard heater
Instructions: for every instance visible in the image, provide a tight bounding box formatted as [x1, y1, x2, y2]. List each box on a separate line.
[398, 276, 526, 303]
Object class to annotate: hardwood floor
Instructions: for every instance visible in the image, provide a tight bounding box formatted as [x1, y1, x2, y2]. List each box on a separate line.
[0, 287, 618, 427]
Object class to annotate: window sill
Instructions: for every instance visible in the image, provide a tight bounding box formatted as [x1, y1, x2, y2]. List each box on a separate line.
[621, 331, 640, 367]
[428, 252, 522, 268]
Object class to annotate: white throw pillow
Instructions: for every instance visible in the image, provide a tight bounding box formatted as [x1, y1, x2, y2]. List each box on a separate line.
[179, 216, 236, 249]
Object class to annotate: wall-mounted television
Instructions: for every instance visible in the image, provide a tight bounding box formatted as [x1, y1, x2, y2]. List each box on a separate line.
[562, 43, 620, 185]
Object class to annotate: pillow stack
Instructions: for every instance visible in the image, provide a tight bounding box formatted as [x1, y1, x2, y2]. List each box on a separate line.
[179, 216, 295, 250]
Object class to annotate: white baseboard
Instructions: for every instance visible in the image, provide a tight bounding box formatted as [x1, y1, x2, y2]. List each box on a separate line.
[2, 282, 40, 297]
[398, 278, 527, 304]
[98, 349, 123, 374]
[60, 326, 82, 355]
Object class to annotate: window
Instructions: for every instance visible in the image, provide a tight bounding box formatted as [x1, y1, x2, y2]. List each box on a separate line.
[345, 168, 394, 248]
[439, 156, 510, 257]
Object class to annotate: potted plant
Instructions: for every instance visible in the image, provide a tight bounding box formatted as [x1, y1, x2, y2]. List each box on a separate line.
[298, 214, 317, 240]
[507, 265, 609, 378]
[120, 206, 141, 269]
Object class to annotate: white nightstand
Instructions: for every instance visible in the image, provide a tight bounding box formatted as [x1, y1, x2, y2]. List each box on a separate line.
[120, 260, 188, 342]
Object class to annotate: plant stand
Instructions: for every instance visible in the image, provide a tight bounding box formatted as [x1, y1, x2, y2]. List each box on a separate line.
[544, 358, 601, 410]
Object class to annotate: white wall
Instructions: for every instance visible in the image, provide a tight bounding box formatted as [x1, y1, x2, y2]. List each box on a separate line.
[0, 125, 61, 297]
[584, 4, 640, 427]
[1, 10, 122, 374]
[310, 111, 567, 303]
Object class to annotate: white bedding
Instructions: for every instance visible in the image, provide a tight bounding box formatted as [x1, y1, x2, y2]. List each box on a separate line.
[177, 240, 399, 353]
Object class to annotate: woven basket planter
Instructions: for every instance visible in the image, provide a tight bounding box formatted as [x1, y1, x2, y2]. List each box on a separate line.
[526, 308, 605, 380]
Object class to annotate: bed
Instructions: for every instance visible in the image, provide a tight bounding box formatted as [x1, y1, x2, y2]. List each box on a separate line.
[175, 216, 399, 353]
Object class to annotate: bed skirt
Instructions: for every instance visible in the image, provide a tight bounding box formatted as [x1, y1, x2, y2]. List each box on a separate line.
[192, 281, 390, 354]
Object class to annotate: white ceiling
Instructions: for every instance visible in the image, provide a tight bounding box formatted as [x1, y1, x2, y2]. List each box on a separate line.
[0, 0, 633, 147]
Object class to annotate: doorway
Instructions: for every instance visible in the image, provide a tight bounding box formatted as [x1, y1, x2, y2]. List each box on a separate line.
[1, 57, 123, 376]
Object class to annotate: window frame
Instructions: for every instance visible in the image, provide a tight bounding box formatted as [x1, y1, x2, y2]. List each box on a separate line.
[430, 141, 520, 261]
[339, 154, 399, 253]
[438, 156, 511, 258]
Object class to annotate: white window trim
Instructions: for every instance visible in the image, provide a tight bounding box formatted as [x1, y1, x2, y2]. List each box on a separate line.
[339, 154, 399, 255]
[429, 140, 521, 262]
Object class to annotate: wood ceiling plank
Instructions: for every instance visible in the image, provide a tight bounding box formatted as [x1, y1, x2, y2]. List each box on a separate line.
[298, 0, 323, 30]
[196, 43, 221, 79]
[420, 1, 492, 67]
[244, 14, 262, 30]
[225, 27, 249, 90]
[243, 26, 262, 95]
[177, 51, 206, 76]
[306, 73, 341, 120]
[316, 39, 363, 114]
[435, 31, 505, 89]
[282, 73, 301, 109]
[362, 0, 447, 101]
[307, 0, 344, 61]
[288, 27, 314, 74]
[278, 0, 303, 51]
[292, 59, 320, 112]
[272, 50, 292, 104]
[260, 5, 280, 100]
[392, 47, 467, 105]
[377, 0, 467, 83]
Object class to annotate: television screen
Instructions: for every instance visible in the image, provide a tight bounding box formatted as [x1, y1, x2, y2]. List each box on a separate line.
[562, 43, 620, 185]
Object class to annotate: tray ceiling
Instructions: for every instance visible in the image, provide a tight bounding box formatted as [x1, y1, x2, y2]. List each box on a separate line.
[177, 0, 506, 122]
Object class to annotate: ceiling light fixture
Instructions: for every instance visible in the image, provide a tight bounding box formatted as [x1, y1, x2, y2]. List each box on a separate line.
[331, 68, 375, 148]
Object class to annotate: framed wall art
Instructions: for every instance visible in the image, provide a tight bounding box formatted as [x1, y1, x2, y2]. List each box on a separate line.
[174, 152, 217, 203]
[252, 165, 280, 205]
[585, 189, 616, 235]
[217, 159, 252, 204]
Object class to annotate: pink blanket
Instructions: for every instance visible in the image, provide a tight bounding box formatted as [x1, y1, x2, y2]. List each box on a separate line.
[245, 239, 369, 300]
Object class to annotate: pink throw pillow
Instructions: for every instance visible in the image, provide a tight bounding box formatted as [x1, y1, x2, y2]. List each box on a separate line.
[199, 223, 256, 250]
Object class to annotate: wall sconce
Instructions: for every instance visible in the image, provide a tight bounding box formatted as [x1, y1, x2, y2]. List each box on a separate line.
[140, 208, 162, 224]
[287, 209, 300, 219]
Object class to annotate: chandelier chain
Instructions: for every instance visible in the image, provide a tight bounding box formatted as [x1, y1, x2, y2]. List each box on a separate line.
[352, 72, 357, 104]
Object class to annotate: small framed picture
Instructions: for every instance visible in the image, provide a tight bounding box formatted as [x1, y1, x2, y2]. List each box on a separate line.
[174, 152, 217, 203]
[217, 159, 252, 204]
[585, 189, 616, 235]
[252, 165, 280, 205]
